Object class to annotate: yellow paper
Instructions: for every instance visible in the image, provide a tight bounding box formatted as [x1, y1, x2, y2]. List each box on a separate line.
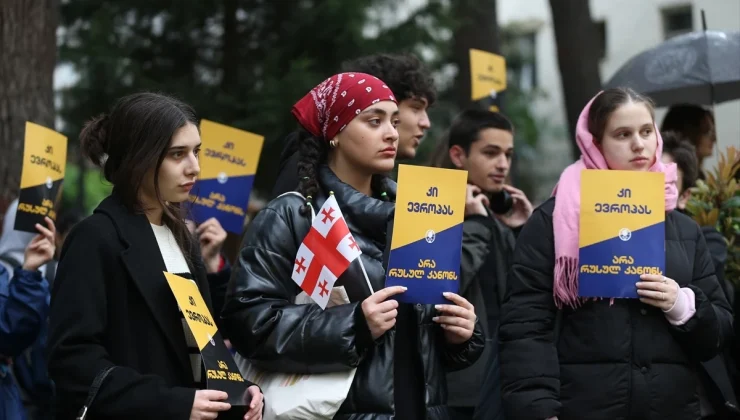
[578, 170, 666, 298]
[579, 170, 665, 247]
[14, 122, 68, 232]
[164, 272, 218, 351]
[470, 49, 507, 100]
[390, 165, 468, 249]
[198, 119, 264, 180]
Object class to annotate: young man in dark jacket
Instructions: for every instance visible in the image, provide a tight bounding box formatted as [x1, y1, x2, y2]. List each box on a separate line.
[443, 109, 533, 420]
[271, 53, 435, 198]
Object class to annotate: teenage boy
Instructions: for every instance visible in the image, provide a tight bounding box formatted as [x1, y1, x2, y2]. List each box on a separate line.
[443, 109, 533, 420]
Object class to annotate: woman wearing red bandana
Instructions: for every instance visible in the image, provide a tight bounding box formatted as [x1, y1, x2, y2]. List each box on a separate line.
[498, 88, 733, 420]
[223, 73, 485, 420]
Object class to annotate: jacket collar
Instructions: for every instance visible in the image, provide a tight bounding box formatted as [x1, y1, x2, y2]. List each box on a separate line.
[318, 165, 396, 245]
[95, 193, 208, 381]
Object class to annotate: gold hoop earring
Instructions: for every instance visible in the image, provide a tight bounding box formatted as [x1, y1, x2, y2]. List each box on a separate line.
[329, 139, 337, 148]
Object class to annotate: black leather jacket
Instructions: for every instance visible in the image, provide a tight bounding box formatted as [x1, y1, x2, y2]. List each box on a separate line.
[222, 166, 485, 419]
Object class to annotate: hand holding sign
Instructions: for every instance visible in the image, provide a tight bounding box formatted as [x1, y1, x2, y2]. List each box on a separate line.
[197, 218, 227, 273]
[190, 390, 231, 420]
[433, 292, 476, 344]
[22, 217, 56, 271]
[245, 385, 264, 420]
[636, 274, 680, 310]
[361, 286, 406, 340]
[164, 273, 253, 415]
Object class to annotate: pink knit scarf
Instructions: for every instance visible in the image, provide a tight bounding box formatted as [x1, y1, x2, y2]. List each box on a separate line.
[551, 92, 678, 309]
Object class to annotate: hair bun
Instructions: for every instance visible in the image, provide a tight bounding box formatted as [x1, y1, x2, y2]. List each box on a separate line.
[79, 113, 110, 167]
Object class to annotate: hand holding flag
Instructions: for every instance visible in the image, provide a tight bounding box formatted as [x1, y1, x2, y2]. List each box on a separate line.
[291, 194, 362, 309]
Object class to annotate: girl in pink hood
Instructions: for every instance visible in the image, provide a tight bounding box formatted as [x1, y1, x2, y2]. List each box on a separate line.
[497, 88, 732, 420]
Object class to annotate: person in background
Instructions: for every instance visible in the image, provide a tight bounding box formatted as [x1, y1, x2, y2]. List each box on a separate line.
[21, 210, 83, 420]
[661, 131, 732, 301]
[661, 104, 716, 179]
[500, 88, 733, 420]
[223, 73, 484, 419]
[0, 204, 83, 420]
[340, 53, 435, 160]
[47, 92, 263, 420]
[0, 201, 50, 280]
[662, 131, 740, 420]
[438, 109, 533, 420]
[0, 201, 84, 285]
[271, 53, 436, 198]
[0, 217, 56, 420]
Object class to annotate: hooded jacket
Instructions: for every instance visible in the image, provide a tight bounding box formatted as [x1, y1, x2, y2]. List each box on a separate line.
[498, 94, 733, 420]
[222, 165, 485, 420]
[0, 261, 50, 420]
[0, 199, 54, 420]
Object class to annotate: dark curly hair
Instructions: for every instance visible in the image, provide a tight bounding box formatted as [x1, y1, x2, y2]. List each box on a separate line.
[294, 130, 391, 216]
[340, 53, 437, 106]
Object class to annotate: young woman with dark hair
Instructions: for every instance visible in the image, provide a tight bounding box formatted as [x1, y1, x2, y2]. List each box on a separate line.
[271, 53, 436, 199]
[499, 88, 732, 420]
[222, 73, 484, 420]
[47, 92, 263, 420]
[661, 104, 716, 179]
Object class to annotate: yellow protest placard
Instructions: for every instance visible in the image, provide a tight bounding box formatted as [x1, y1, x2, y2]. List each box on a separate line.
[385, 165, 467, 304]
[470, 48, 507, 101]
[189, 119, 264, 234]
[164, 272, 250, 408]
[15, 122, 68, 233]
[579, 170, 666, 298]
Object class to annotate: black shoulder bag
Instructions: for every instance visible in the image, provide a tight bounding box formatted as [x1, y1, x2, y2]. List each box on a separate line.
[76, 366, 117, 420]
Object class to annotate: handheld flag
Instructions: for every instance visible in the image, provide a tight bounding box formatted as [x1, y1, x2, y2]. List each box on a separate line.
[291, 195, 361, 309]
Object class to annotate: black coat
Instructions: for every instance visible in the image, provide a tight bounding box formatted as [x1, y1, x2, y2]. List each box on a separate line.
[446, 213, 514, 417]
[222, 166, 485, 420]
[499, 198, 733, 420]
[47, 194, 241, 419]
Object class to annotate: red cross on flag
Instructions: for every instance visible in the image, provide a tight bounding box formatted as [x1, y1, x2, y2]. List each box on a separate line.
[291, 194, 362, 308]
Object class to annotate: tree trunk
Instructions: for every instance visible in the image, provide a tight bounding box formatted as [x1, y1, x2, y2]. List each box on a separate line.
[0, 0, 58, 229]
[220, 0, 239, 92]
[452, 0, 500, 110]
[549, 0, 602, 160]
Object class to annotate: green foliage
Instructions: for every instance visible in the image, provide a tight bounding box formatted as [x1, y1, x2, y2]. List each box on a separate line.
[60, 163, 113, 214]
[58, 0, 453, 195]
[686, 146, 740, 285]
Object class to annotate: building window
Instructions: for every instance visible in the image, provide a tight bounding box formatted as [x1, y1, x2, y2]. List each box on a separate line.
[595, 20, 607, 59]
[662, 5, 693, 40]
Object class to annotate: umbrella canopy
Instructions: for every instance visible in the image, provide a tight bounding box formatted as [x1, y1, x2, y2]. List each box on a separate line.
[604, 30, 740, 107]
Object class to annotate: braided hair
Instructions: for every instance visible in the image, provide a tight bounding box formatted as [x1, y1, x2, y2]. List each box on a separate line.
[295, 130, 392, 216]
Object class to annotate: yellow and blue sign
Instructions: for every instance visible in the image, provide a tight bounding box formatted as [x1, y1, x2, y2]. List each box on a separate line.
[579, 170, 666, 298]
[189, 119, 264, 234]
[15, 122, 68, 233]
[385, 165, 467, 304]
[164, 272, 250, 411]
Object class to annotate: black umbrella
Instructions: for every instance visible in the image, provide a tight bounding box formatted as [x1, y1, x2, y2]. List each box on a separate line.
[604, 30, 740, 106]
